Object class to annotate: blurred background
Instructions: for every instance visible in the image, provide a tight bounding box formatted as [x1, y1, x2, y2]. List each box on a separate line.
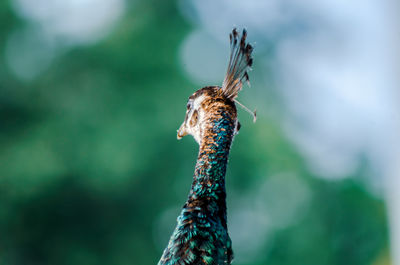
[0, 0, 398, 264]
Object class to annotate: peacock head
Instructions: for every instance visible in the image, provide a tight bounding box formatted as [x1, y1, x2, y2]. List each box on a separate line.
[177, 28, 256, 144]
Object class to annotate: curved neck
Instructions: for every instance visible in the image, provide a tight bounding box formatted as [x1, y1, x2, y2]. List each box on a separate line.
[189, 114, 235, 202]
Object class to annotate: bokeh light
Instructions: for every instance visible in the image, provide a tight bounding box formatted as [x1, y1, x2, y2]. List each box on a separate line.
[0, 0, 398, 265]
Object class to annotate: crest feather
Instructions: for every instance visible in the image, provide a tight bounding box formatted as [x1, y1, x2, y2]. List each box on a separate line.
[220, 28, 253, 100]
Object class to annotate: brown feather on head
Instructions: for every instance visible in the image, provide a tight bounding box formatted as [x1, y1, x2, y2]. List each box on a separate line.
[220, 28, 253, 100]
[177, 29, 255, 143]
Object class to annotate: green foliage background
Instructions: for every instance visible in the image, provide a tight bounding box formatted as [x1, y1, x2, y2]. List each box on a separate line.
[0, 1, 390, 264]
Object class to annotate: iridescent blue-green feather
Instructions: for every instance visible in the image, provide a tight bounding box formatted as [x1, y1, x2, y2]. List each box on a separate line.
[158, 113, 235, 265]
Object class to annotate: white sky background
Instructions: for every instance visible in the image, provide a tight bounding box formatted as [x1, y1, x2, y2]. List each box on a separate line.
[179, 0, 400, 263]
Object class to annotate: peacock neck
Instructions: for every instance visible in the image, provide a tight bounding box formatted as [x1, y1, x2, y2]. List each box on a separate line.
[187, 113, 235, 218]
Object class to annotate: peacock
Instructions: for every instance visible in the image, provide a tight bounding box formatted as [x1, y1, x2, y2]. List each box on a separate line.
[158, 28, 255, 265]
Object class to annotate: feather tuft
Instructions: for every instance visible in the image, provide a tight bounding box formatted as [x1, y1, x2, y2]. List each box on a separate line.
[220, 28, 254, 100]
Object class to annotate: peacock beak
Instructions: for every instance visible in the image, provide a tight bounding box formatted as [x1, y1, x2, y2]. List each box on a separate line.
[177, 124, 188, 140]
